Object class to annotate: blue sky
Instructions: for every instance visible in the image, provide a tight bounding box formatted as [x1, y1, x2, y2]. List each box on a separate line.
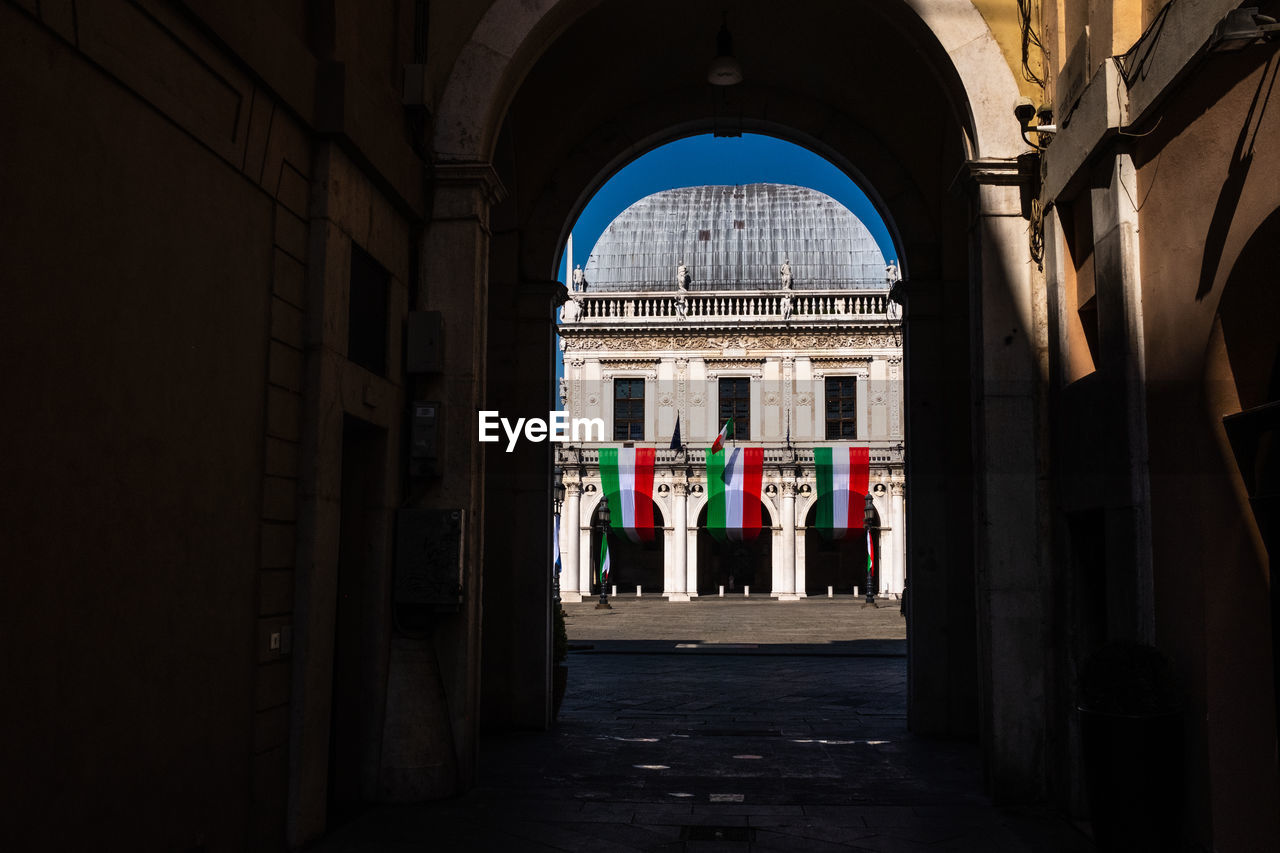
[557, 133, 898, 281]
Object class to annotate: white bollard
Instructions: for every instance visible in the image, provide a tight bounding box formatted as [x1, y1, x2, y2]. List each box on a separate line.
[636, 585, 642, 597]
[611, 585, 617, 596]
[719, 585, 725, 597]
[744, 585, 750, 597]
[854, 586, 859, 597]
[827, 586, 833, 598]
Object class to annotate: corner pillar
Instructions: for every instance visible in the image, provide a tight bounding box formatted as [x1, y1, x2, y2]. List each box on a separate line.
[394, 161, 504, 797]
[776, 481, 800, 600]
[968, 160, 1050, 801]
[667, 481, 690, 601]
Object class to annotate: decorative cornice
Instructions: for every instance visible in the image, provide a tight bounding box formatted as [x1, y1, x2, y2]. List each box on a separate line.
[811, 356, 874, 366]
[600, 358, 661, 370]
[602, 370, 657, 380]
[959, 158, 1025, 188]
[434, 161, 508, 204]
[563, 331, 900, 351]
[705, 358, 765, 369]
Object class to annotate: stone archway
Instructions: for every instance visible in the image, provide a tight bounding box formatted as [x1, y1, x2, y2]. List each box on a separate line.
[419, 0, 1048, 811]
[578, 490, 668, 595]
[434, 0, 1023, 165]
[693, 497, 777, 596]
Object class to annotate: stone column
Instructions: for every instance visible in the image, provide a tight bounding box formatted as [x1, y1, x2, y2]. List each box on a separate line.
[686, 492, 700, 596]
[578, 522, 593, 596]
[871, 489, 892, 596]
[969, 162, 1049, 801]
[668, 482, 690, 601]
[891, 482, 906, 596]
[1089, 152, 1154, 641]
[377, 162, 504, 803]
[777, 481, 800, 600]
[579, 487, 598, 595]
[794, 527, 807, 596]
[560, 482, 582, 602]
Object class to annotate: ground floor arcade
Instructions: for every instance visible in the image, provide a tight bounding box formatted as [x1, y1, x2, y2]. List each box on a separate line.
[557, 446, 906, 603]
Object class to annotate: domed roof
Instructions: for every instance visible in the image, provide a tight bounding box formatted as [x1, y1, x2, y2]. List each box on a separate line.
[582, 183, 887, 292]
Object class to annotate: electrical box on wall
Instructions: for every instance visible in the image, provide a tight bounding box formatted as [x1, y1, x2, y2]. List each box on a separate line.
[406, 311, 444, 373]
[410, 401, 440, 478]
[394, 508, 464, 612]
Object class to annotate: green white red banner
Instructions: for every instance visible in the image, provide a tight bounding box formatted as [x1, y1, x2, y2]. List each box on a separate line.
[598, 447, 656, 542]
[813, 445, 870, 539]
[707, 446, 763, 541]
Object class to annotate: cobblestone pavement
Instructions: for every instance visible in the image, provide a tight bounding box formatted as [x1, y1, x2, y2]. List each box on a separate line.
[316, 599, 1092, 852]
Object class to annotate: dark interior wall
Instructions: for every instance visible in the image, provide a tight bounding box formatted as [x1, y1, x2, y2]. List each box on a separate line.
[0, 7, 274, 849]
[1131, 49, 1280, 848]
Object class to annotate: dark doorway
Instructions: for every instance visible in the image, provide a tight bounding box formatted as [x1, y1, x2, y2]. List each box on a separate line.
[593, 498, 665, 595]
[802, 501, 876, 596]
[694, 503, 774, 595]
[328, 416, 388, 823]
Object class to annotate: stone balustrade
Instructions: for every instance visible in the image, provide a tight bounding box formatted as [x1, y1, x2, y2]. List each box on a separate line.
[563, 289, 891, 324]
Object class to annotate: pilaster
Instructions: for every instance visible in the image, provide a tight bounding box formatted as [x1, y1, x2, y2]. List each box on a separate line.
[667, 481, 691, 601]
[411, 160, 506, 793]
[776, 480, 800, 600]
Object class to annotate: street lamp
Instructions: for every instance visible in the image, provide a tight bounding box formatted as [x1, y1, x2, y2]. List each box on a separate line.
[594, 498, 612, 610]
[552, 470, 565, 605]
[863, 492, 879, 608]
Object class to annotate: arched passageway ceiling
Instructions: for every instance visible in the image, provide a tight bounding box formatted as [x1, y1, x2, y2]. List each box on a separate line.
[510, 107, 937, 281]
[434, 0, 1023, 169]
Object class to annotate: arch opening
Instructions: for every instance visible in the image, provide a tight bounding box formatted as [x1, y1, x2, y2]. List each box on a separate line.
[695, 500, 776, 596]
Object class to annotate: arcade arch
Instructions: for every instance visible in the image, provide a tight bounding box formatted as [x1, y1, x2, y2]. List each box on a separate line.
[373, 3, 1048, 842]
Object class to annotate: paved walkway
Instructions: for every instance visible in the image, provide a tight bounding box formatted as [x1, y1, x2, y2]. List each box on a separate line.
[564, 596, 906, 652]
[316, 600, 1092, 852]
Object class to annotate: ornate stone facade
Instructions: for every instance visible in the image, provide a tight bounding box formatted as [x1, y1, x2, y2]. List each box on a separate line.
[557, 184, 906, 602]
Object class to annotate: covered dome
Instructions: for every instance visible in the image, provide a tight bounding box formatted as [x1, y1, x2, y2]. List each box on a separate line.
[582, 183, 887, 292]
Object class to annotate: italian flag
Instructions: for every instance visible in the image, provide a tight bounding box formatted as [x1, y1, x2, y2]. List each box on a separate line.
[711, 417, 733, 454]
[866, 527, 876, 582]
[598, 447, 656, 542]
[599, 533, 611, 584]
[813, 445, 870, 539]
[707, 446, 763, 541]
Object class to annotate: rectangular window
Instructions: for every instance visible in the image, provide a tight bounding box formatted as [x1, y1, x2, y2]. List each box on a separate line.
[718, 377, 751, 438]
[825, 377, 857, 440]
[348, 243, 389, 376]
[613, 378, 645, 441]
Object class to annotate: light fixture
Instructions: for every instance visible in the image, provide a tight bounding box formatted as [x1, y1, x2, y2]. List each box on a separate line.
[707, 14, 743, 86]
[1209, 7, 1280, 52]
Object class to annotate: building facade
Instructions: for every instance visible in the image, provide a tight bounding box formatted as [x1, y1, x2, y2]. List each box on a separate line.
[557, 184, 906, 602]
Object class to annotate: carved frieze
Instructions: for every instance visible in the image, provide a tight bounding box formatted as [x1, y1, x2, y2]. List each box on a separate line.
[562, 331, 898, 351]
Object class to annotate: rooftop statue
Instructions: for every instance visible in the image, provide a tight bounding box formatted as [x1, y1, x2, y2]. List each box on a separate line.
[676, 261, 690, 292]
[560, 292, 581, 323]
[780, 259, 793, 290]
[885, 260, 901, 285]
[572, 264, 586, 291]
